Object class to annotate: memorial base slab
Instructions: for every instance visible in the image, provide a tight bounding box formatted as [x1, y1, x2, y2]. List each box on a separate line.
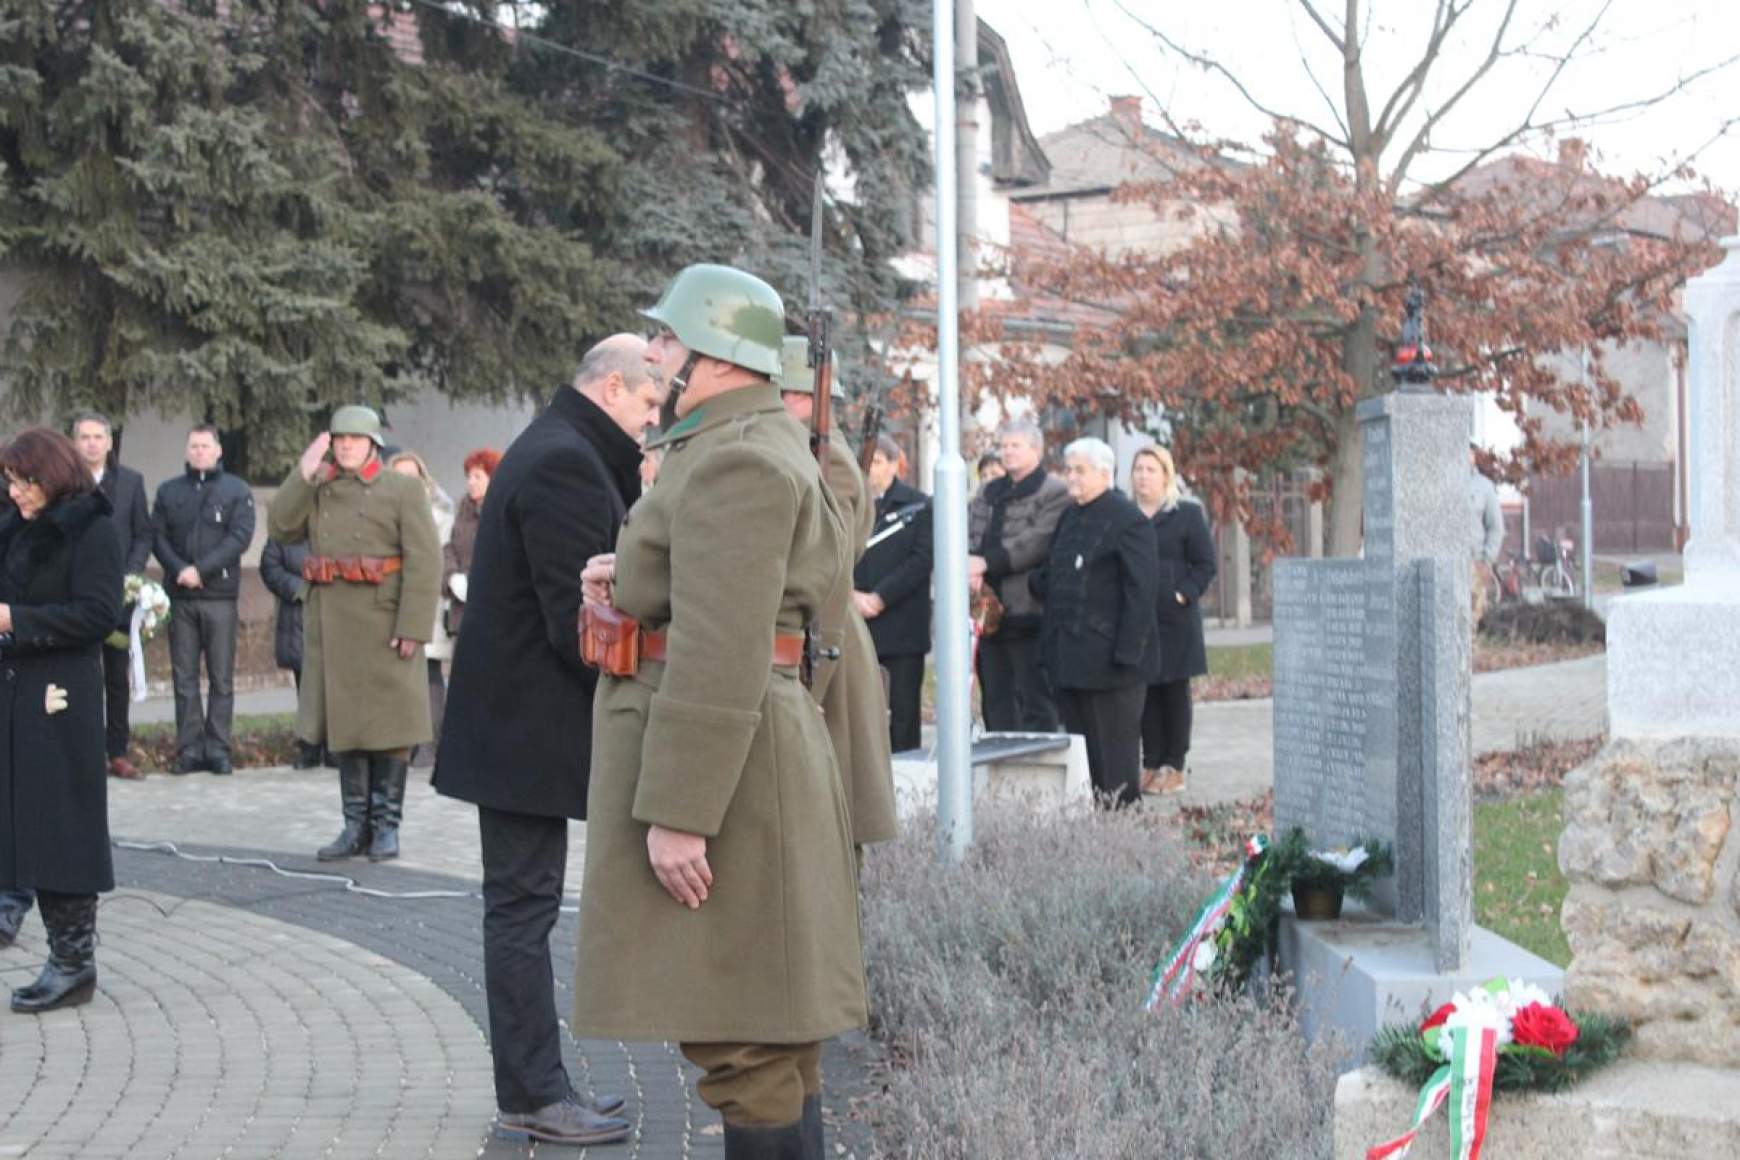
[1277, 901, 1563, 1067]
[1608, 579, 1740, 740]
[890, 733, 1090, 819]
[1333, 1061, 1740, 1159]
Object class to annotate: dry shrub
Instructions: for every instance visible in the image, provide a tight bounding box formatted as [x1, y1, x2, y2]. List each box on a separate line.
[1480, 602, 1606, 646]
[859, 804, 1339, 1158]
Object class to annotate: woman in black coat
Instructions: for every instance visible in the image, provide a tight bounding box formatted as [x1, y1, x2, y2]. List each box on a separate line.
[0, 428, 123, 1013]
[1130, 445, 1217, 795]
[1031, 437, 1160, 807]
[260, 537, 324, 769]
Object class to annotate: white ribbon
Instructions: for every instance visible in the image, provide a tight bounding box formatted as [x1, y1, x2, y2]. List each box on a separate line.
[129, 600, 148, 703]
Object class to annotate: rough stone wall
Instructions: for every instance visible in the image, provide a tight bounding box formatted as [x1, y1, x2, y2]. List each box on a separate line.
[1559, 737, 1740, 1066]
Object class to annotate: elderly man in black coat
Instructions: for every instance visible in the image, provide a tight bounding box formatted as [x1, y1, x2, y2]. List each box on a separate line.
[434, 334, 664, 1147]
[1032, 437, 1161, 807]
[853, 435, 933, 752]
[71, 412, 152, 780]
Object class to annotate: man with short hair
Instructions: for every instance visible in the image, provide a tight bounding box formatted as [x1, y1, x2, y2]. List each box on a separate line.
[855, 434, 933, 753]
[967, 419, 1070, 732]
[71, 413, 152, 779]
[153, 424, 255, 774]
[434, 334, 663, 1147]
[1469, 443, 1505, 627]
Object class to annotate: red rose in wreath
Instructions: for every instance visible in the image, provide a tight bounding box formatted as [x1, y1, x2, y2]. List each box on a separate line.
[1511, 1003, 1579, 1057]
[1419, 1003, 1455, 1033]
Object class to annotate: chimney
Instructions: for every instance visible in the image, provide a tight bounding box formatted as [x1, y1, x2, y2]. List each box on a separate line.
[1109, 95, 1143, 137]
[1558, 137, 1587, 171]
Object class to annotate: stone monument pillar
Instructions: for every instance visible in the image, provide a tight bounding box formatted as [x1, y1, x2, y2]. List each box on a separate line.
[1559, 235, 1740, 1065]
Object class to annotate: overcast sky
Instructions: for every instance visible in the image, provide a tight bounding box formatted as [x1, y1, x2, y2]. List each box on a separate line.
[977, 0, 1739, 196]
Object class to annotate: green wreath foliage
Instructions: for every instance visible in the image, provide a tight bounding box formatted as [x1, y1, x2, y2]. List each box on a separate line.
[1369, 1012, 1631, 1094]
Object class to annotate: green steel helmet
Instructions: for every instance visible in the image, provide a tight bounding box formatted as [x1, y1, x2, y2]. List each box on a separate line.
[774, 335, 847, 401]
[329, 405, 385, 448]
[640, 264, 785, 377]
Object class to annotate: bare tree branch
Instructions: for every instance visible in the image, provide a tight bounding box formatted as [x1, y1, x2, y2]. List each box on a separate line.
[1295, 0, 1344, 52]
[1421, 47, 1740, 199]
[1372, 0, 1465, 145]
[1388, 0, 1522, 190]
[1290, 8, 1351, 140]
[1114, 0, 1350, 149]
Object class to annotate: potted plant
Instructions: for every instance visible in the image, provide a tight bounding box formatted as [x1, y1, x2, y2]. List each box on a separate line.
[1275, 828, 1394, 920]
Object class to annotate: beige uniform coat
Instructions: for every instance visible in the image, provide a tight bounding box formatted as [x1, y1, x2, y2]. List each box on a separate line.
[270, 459, 442, 752]
[811, 442, 898, 846]
[572, 383, 868, 1043]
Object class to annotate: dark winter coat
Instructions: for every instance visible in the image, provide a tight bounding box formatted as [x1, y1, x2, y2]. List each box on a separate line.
[853, 478, 933, 659]
[98, 462, 153, 576]
[1149, 500, 1216, 684]
[1031, 489, 1161, 691]
[442, 495, 481, 636]
[968, 468, 1070, 627]
[0, 490, 123, 895]
[260, 538, 309, 673]
[434, 388, 642, 820]
[152, 464, 256, 602]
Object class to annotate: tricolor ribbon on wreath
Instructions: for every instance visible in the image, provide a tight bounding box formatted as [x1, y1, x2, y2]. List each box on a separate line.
[1367, 977, 1570, 1160]
[1143, 834, 1267, 1010]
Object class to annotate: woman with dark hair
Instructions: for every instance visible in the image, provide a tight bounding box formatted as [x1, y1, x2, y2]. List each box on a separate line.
[0, 427, 123, 1012]
[1130, 445, 1216, 796]
[443, 447, 500, 639]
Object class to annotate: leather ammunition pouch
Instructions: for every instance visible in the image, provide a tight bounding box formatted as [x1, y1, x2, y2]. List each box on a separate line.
[302, 555, 403, 586]
[581, 604, 643, 677]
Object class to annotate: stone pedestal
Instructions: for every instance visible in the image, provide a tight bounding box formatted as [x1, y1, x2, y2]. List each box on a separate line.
[1608, 581, 1740, 740]
[890, 734, 1090, 818]
[1280, 901, 1562, 1069]
[1333, 1061, 1740, 1159]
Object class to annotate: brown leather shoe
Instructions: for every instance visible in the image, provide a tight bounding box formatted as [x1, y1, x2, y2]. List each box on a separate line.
[1154, 766, 1186, 795]
[108, 756, 145, 780]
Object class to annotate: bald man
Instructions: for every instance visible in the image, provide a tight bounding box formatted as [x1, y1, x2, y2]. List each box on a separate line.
[434, 334, 666, 1145]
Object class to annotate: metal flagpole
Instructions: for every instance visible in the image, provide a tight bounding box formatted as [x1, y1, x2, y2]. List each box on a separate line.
[931, 0, 972, 863]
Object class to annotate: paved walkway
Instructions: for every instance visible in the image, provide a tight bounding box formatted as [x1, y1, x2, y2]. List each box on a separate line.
[0, 779, 878, 1159]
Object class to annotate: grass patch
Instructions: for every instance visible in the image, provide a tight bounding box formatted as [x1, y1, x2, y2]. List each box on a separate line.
[1474, 790, 1571, 967]
[1206, 641, 1272, 679]
[129, 713, 303, 771]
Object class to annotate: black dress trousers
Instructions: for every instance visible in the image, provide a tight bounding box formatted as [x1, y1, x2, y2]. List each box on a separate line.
[1056, 683, 1147, 807]
[477, 804, 572, 1113]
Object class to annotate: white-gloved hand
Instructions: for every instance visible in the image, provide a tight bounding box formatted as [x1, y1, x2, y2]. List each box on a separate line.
[45, 684, 68, 715]
[449, 573, 468, 603]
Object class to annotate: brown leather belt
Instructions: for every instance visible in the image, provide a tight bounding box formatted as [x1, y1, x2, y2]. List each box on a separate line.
[302, 555, 403, 585]
[642, 628, 807, 667]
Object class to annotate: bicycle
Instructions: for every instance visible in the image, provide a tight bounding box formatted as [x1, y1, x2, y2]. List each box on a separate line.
[1532, 532, 1577, 598]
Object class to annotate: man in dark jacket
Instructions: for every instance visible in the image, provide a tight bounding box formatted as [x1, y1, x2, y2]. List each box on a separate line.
[854, 435, 933, 752]
[71, 413, 151, 780]
[434, 333, 663, 1146]
[153, 424, 255, 775]
[967, 418, 1070, 732]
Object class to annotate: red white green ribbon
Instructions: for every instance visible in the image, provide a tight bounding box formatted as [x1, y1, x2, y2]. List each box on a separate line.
[1144, 835, 1267, 1010]
[1367, 1024, 1498, 1160]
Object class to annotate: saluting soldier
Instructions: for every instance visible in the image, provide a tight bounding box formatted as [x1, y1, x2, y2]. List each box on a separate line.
[270, 407, 441, 864]
[773, 336, 898, 854]
[572, 265, 865, 1159]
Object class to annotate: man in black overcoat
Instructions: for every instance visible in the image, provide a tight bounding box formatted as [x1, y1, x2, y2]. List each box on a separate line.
[72, 413, 152, 780]
[434, 334, 664, 1147]
[853, 435, 933, 752]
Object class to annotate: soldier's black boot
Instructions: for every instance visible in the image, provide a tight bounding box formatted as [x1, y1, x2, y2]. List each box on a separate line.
[722, 1120, 805, 1159]
[317, 752, 371, 861]
[11, 893, 97, 1013]
[0, 889, 33, 948]
[800, 1095, 823, 1159]
[367, 752, 408, 862]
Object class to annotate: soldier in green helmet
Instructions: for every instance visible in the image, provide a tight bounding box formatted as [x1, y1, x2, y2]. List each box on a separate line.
[270, 406, 442, 863]
[772, 336, 898, 856]
[572, 264, 865, 1159]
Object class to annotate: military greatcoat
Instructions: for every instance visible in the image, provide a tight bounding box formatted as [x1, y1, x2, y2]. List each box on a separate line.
[269, 459, 441, 753]
[813, 441, 898, 846]
[572, 383, 868, 1044]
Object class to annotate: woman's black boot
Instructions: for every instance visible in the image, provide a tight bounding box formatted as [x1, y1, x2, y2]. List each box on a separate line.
[11, 893, 97, 1013]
